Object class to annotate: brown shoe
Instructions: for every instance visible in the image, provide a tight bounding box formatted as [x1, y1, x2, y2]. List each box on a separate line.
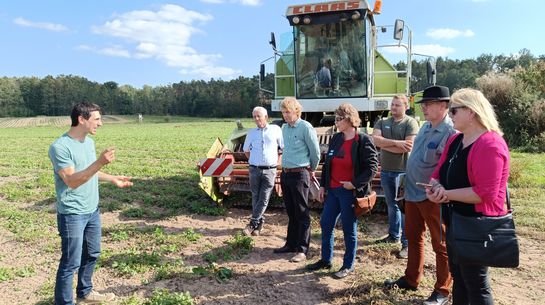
[242, 223, 254, 236]
[289, 252, 306, 263]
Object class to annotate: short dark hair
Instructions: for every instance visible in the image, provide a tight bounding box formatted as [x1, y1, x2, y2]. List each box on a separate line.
[70, 102, 101, 126]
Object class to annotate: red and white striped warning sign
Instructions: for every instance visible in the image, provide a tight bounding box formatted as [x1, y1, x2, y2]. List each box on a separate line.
[198, 158, 233, 177]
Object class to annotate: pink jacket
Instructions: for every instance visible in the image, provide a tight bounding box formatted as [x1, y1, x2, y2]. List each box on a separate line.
[431, 131, 510, 216]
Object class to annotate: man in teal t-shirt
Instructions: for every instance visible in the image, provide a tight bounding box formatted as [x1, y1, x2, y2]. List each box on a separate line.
[49, 102, 133, 305]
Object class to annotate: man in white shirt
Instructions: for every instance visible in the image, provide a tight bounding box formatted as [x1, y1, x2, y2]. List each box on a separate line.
[242, 106, 284, 236]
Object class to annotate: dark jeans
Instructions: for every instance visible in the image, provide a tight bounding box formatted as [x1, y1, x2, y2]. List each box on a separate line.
[447, 234, 494, 305]
[380, 170, 407, 246]
[55, 209, 101, 305]
[320, 186, 357, 270]
[280, 170, 311, 254]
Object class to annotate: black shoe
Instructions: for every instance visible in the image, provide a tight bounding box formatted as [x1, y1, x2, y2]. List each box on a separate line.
[306, 260, 332, 271]
[375, 235, 400, 244]
[397, 245, 408, 259]
[251, 219, 264, 236]
[274, 245, 296, 253]
[423, 291, 449, 305]
[384, 277, 417, 291]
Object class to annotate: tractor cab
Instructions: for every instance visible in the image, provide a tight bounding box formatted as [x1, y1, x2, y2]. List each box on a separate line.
[260, 0, 424, 127]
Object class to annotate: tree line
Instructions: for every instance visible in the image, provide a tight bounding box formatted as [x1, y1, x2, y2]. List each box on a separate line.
[1, 49, 544, 149]
[0, 75, 265, 118]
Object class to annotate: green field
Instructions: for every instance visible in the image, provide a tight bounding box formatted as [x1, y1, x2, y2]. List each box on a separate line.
[1, 116, 544, 304]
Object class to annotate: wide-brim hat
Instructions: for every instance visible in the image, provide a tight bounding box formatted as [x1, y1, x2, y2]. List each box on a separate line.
[416, 85, 450, 103]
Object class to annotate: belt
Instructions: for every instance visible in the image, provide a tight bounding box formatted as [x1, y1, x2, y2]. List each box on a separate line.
[282, 167, 309, 173]
[250, 165, 277, 169]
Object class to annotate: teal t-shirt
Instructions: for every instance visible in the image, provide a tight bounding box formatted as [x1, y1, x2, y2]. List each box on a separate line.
[49, 133, 99, 214]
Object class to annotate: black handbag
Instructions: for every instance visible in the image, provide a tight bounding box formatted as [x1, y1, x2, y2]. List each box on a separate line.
[448, 187, 519, 268]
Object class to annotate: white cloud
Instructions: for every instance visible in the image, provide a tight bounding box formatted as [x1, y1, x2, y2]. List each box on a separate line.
[381, 45, 408, 54]
[426, 28, 475, 40]
[14, 17, 68, 32]
[239, 0, 262, 5]
[90, 4, 241, 79]
[183, 65, 242, 80]
[76, 45, 131, 58]
[413, 44, 455, 57]
[200, 0, 262, 5]
[98, 47, 131, 58]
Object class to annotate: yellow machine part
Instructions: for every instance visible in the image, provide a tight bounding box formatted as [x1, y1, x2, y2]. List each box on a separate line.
[198, 138, 225, 204]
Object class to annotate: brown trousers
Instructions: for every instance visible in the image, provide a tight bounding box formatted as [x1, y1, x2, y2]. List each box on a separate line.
[404, 200, 452, 296]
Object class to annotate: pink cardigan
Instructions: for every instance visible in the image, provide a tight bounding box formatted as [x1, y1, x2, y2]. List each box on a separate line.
[431, 131, 510, 216]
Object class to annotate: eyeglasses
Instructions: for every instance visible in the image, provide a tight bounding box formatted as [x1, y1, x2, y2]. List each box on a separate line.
[449, 106, 467, 115]
[335, 116, 346, 122]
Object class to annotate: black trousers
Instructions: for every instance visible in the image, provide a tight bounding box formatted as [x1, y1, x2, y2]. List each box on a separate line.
[447, 234, 494, 305]
[280, 170, 311, 254]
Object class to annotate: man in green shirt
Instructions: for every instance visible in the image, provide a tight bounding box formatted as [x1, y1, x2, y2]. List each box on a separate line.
[49, 102, 133, 305]
[372, 95, 419, 257]
[273, 97, 320, 263]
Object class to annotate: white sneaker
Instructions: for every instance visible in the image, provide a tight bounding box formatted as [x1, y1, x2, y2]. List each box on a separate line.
[289, 252, 306, 263]
[77, 290, 115, 304]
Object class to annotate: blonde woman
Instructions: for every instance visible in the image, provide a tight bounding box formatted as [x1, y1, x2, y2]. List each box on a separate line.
[426, 88, 509, 305]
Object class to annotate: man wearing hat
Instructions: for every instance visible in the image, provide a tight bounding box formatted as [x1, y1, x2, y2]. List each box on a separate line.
[385, 85, 455, 305]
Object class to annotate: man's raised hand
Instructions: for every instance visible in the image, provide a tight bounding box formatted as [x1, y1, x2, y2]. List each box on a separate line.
[98, 148, 116, 166]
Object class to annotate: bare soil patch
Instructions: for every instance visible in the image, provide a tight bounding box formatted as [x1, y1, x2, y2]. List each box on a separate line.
[0, 207, 542, 304]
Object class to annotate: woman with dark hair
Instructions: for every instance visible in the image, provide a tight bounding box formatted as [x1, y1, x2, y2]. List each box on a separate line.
[306, 103, 378, 278]
[426, 88, 510, 304]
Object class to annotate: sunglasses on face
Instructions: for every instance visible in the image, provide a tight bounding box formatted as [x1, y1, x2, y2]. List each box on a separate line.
[449, 105, 467, 115]
[335, 116, 346, 122]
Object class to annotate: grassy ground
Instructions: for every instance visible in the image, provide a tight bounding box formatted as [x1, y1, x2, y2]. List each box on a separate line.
[0, 116, 544, 304]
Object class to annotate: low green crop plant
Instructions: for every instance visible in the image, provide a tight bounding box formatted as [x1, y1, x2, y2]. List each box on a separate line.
[181, 228, 202, 242]
[143, 289, 193, 305]
[15, 265, 35, 278]
[154, 259, 185, 281]
[203, 232, 254, 263]
[189, 201, 226, 216]
[192, 263, 233, 283]
[0, 267, 14, 282]
[108, 250, 162, 276]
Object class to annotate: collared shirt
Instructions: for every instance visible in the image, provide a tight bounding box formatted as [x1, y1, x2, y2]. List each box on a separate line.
[243, 123, 283, 167]
[281, 118, 320, 170]
[405, 115, 456, 202]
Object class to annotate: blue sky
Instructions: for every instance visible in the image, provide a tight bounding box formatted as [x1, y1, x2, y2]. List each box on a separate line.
[1, 0, 543, 88]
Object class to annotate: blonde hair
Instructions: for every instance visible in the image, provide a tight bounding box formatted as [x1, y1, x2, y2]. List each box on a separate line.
[335, 103, 361, 128]
[451, 88, 503, 135]
[393, 94, 409, 108]
[280, 97, 302, 117]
